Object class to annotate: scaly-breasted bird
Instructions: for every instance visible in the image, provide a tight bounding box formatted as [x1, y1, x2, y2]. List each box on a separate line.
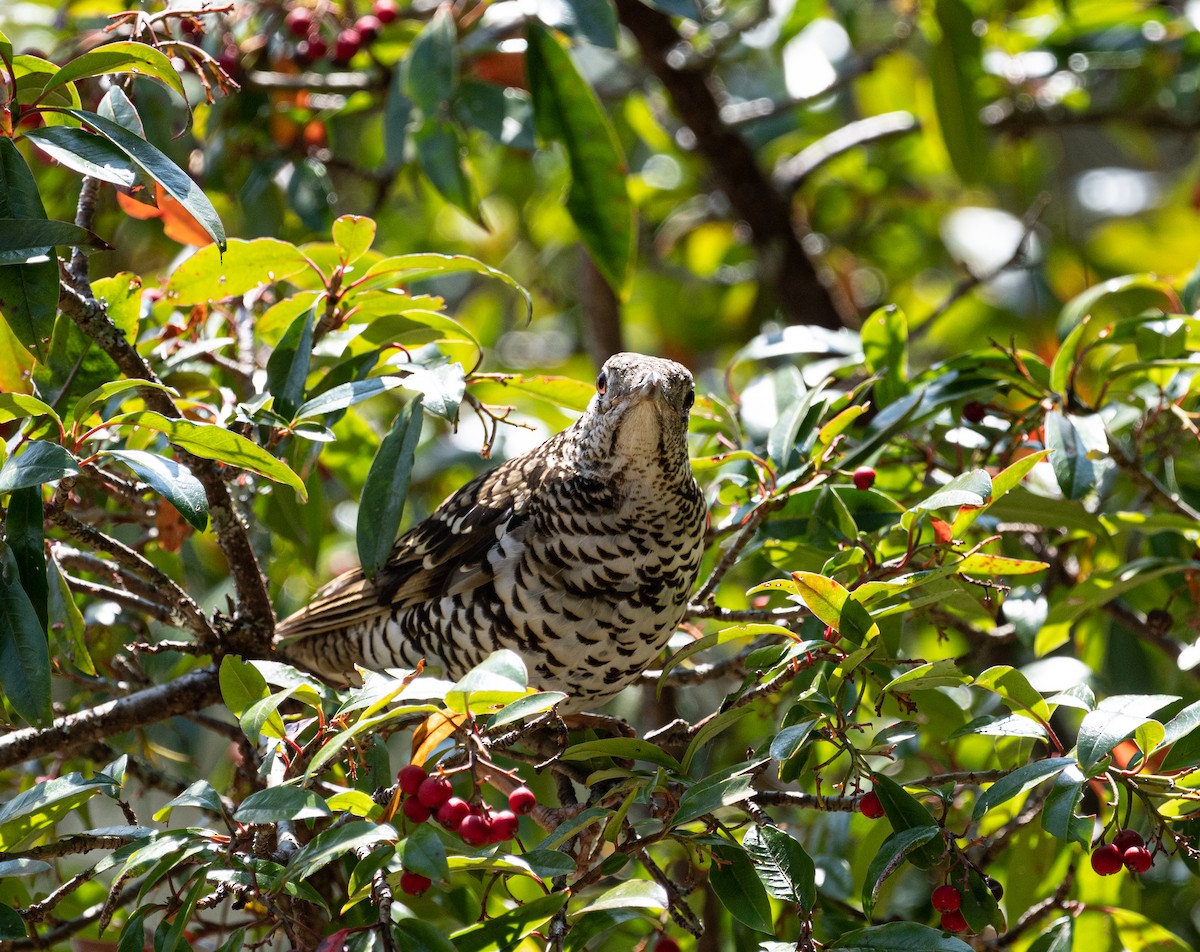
[274, 352, 707, 711]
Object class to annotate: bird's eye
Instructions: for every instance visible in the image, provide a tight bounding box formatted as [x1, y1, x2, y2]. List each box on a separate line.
[596, 371, 607, 395]
[684, 388, 695, 410]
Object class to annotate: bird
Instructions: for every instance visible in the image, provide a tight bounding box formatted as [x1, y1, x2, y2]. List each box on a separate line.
[274, 352, 708, 711]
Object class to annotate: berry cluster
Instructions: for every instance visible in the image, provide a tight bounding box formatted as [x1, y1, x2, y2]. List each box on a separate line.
[1091, 829, 1154, 876]
[395, 763, 539, 894]
[284, 0, 399, 67]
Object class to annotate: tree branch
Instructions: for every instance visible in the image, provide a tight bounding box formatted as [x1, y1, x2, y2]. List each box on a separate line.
[0, 667, 222, 770]
[612, 0, 855, 331]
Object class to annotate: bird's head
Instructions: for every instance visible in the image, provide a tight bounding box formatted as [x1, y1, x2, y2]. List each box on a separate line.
[573, 352, 696, 471]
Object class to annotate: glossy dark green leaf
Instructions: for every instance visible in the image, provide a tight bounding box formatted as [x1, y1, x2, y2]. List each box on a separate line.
[861, 305, 909, 406]
[266, 305, 315, 419]
[117, 913, 145, 952]
[1045, 411, 1095, 500]
[154, 779, 226, 820]
[1077, 695, 1178, 771]
[711, 843, 774, 934]
[98, 86, 145, 136]
[357, 397, 424, 577]
[869, 774, 942, 869]
[0, 544, 52, 727]
[673, 764, 758, 826]
[5, 485, 47, 632]
[930, 0, 987, 184]
[862, 826, 941, 919]
[562, 737, 683, 772]
[63, 110, 225, 251]
[0, 218, 111, 264]
[400, 822, 449, 881]
[404, 6, 457, 112]
[913, 469, 992, 511]
[25, 125, 139, 188]
[972, 757, 1075, 820]
[828, 922, 973, 951]
[537, 0, 618, 47]
[0, 440, 81, 492]
[743, 825, 816, 910]
[102, 449, 208, 531]
[44, 41, 187, 103]
[456, 81, 535, 150]
[1040, 765, 1089, 846]
[526, 22, 634, 295]
[0, 139, 56, 360]
[234, 787, 331, 823]
[393, 920, 457, 952]
[958, 867, 1004, 934]
[1026, 917, 1073, 952]
[287, 820, 396, 881]
[294, 375, 409, 421]
[412, 118, 478, 219]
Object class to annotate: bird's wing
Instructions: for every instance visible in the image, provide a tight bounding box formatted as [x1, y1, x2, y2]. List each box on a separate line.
[274, 446, 553, 644]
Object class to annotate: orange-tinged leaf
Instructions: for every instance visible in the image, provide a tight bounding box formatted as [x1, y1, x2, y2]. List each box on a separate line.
[411, 708, 468, 766]
[116, 188, 161, 220]
[931, 518, 953, 545]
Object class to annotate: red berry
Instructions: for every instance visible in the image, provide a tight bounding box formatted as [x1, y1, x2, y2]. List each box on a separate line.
[852, 466, 876, 491]
[931, 884, 961, 913]
[398, 764, 427, 796]
[417, 776, 453, 808]
[1123, 846, 1153, 873]
[355, 14, 382, 40]
[333, 28, 362, 64]
[985, 876, 1003, 900]
[402, 796, 430, 824]
[459, 814, 489, 846]
[437, 797, 470, 831]
[284, 8, 314, 36]
[940, 909, 968, 933]
[399, 870, 431, 896]
[372, 0, 399, 23]
[488, 809, 519, 842]
[655, 938, 681, 952]
[858, 790, 885, 820]
[1090, 844, 1123, 876]
[962, 401, 987, 424]
[508, 786, 537, 816]
[1113, 829, 1145, 853]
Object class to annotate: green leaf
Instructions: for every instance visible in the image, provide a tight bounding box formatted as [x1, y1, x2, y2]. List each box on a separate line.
[913, 469, 992, 511]
[972, 758, 1074, 820]
[404, 6, 458, 112]
[98, 86, 145, 136]
[882, 659, 968, 694]
[357, 253, 532, 322]
[293, 375, 408, 421]
[527, 21, 634, 295]
[331, 215, 376, 266]
[6, 485, 47, 631]
[63, 110, 226, 251]
[67, 378, 178, 429]
[101, 450, 208, 531]
[0, 392, 61, 428]
[789, 571, 878, 645]
[1110, 909, 1194, 952]
[0, 770, 119, 850]
[0, 543, 52, 727]
[1026, 916, 1072, 952]
[266, 304, 316, 419]
[219, 655, 270, 717]
[393, 920, 457, 952]
[868, 774, 942, 869]
[828, 921, 974, 951]
[0, 218, 111, 264]
[234, 787, 331, 823]
[400, 822, 449, 881]
[287, 820, 397, 882]
[574, 879, 667, 915]
[562, 738, 684, 773]
[1040, 765, 1089, 846]
[973, 665, 1050, 722]
[449, 893, 567, 952]
[1057, 273, 1176, 338]
[46, 553, 92, 675]
[413, 118, 478, 219]
[711, 843, 774, 934]
[165, 237, 311, 304]
[1045, 411, 1095, 500]
[0, 440, 80, 493]
[930, 0, 987, 184]
[107, 411, 307, 499]
[117, 913, 145, 952]
[861, 305, 908, 406]
[1077, 695, 1179, 771]
[0, 139, 56, 361]
[861, 826, 942, 920]
[357, 396, 423, 576]
[488, 691, 568, 728]
[673, 764, 758, 826]
[743, 825, 816, 911]
[44, 41, 187, 104]
[154, 779, 226, 820]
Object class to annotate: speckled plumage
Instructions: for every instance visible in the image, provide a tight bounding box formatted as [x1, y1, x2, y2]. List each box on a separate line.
[274, 353, 707, 711]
